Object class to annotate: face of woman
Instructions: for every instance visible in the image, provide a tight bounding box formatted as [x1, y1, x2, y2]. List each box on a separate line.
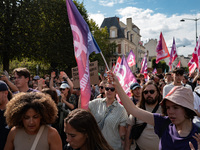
[22, 108, 41, 135]
[166, 100, 187, 126]
[64, 123, 87, 149]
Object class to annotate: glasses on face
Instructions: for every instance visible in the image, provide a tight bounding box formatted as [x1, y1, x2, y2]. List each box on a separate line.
[99, 86, 104, 89]
[60, 88, 65, 91]
[143, 90, 155, 95]
[105, 87, 115, 92]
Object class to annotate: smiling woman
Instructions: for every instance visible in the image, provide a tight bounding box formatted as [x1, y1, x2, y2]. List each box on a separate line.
[4, 92, 62, 150]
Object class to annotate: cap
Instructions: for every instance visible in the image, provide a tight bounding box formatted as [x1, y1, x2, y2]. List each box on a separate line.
[130, 82, 141, 90]
[0, 81, 8, 91]
[172, 67, 184, 75]
[60, 83, 70, 89]
[160, 86, 196, 115]
[33, 75, 40, 80]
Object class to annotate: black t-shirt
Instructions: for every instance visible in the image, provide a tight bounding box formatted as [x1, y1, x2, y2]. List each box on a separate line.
[0, 109, 10, 150]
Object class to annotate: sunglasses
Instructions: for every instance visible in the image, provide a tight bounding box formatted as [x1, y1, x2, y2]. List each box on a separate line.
[60, 88, 65, 91]
[143, 90, 155, 95]
[105, 87, 115, 92]
[99, 86, 104, 89]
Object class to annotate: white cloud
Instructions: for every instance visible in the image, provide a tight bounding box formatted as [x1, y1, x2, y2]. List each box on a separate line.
[89, 6, 200, 56]
[98, 0, 125, 7]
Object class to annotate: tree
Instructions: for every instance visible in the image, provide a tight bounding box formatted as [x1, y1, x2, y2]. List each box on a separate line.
[152, 58, 169, 72]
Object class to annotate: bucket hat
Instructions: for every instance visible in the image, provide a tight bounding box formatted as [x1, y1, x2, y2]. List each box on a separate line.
[160, 86, 196, 115]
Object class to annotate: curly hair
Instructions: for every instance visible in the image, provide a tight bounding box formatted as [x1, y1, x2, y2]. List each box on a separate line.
[65, 109, 113, 150]
[4, 92, 58, 127]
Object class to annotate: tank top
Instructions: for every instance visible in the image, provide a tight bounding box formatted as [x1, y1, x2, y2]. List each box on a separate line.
[14, 125, 49, 150]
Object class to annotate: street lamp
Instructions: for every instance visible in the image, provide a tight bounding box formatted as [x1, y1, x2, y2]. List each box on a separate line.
[180, 18, 200, 44]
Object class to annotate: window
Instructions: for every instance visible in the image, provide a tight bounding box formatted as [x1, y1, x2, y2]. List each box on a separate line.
[111, 30, 115, 38]
[118, 44, 121, 54]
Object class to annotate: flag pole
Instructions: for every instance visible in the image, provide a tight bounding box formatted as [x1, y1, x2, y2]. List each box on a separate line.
[100, 52, 110, 71]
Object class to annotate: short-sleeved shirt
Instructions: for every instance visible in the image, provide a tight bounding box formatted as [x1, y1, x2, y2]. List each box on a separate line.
[154, 113, 198, 150]
[89, 98, 128, 150]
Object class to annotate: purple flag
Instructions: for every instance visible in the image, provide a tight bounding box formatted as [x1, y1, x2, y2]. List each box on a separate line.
[127, 50, 136, 67]
[169, 38, 177, 70]
[66, 0, 101, 109]
[116, 56, 137, 99]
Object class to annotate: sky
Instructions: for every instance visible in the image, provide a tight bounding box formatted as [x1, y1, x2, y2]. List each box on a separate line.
[81, 0, 200, 57]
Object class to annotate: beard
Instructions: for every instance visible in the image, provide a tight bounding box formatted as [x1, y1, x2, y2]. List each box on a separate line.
[145, 96, 157, 105]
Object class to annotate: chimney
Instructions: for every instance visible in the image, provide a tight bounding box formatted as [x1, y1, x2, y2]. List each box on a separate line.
[127, 18, 132, 31]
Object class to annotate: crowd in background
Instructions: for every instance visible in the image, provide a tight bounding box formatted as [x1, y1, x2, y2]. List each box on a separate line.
[1, 67, 200, 150]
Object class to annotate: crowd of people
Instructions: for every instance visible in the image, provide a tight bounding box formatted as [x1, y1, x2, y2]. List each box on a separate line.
[1, 66, 200, 150]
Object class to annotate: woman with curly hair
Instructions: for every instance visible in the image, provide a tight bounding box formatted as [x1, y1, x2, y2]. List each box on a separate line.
[64, 109, 113, 150]
[4, 92, 62, 150]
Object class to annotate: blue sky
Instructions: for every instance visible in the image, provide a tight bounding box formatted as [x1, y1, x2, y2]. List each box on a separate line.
[81, 0, 200, 57]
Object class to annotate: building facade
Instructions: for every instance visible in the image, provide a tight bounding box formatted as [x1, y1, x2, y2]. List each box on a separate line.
[100, 17, 145, 72]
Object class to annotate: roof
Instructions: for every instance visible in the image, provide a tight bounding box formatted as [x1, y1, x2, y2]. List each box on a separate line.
[100, 17, 125, 38]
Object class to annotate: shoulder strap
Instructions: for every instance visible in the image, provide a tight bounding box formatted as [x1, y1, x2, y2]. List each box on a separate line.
[195, 91, 200, 98]
[30, 125, 45, 150]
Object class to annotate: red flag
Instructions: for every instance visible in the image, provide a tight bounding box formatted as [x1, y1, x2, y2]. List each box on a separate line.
[66, 0, 101, 109]
[191, 37, 200, 70]
[169, 38, 178, 70]
[156, 32, 170, 64]
[140, 54, 148, 78]
[113, 57, 122, 74]
[176, 61, 181, 68]
[188, 58, 197, 75]
[127, 50, 136, 67]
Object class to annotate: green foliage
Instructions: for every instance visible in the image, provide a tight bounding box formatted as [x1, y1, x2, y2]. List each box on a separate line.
[152, 58, 169, 72]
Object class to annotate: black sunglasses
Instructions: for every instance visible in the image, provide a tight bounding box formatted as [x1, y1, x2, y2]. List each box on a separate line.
[99, 86, 104, 89]
[143, 90, 155, 95]
[60, 88, 65, 91]
[105, 87, 115, 92]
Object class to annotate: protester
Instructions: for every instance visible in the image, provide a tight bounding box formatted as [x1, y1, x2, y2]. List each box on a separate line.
[13, 67, 39, 93]
[193, 86, 200, 128]
[4, 92, 62, 150]
[96, 81, 106, 98]
[163, 67, 192, 97]
[89, 82, 128, 150]
[164, 72, 173, 84]
[130, 82, 141, 104]
[64, 109, 113, 150]
[0, 81, 11, 150]
[125, 81, 161, 150]
[182, 74, 193, 90]
[0, 74, 18, 93]
[107, 70, 199, 150]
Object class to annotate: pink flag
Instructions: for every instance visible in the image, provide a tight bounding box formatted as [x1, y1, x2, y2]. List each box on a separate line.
[140, 54, 148, 78]
[113, 57, 122, 74]
[127, 50, 136, 67]
[191, 37, 200, 70]
[152, 68, 157, 74]
[169, 38, 178, 70]
[156, 32, 170, 64]
[188, 58, 197, 75]
[176, 61, 181, 68]
[115, 56, 137, 99]
[66, 0, 101, 109]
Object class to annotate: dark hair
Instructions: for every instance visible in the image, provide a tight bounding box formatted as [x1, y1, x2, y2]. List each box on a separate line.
[65, 109, 113, 150]
[161, 99, 195, 120]
[138, 80, 162, 109]
[13, 68, 30, 81]
[5, 92, 58, 127]
[42, 88, 59, 104]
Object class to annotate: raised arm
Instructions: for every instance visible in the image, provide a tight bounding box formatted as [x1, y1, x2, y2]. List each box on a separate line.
[107, 71, 155, 126]
[60, 71, 74, 93]
[1, 75, 18, 92]
[49, 72, 56, 91]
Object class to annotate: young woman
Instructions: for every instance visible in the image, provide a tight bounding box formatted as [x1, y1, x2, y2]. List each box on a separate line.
[107, 71, 199, 150]
[64, 109, 113, 150]
[4, 92, 62, 150]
